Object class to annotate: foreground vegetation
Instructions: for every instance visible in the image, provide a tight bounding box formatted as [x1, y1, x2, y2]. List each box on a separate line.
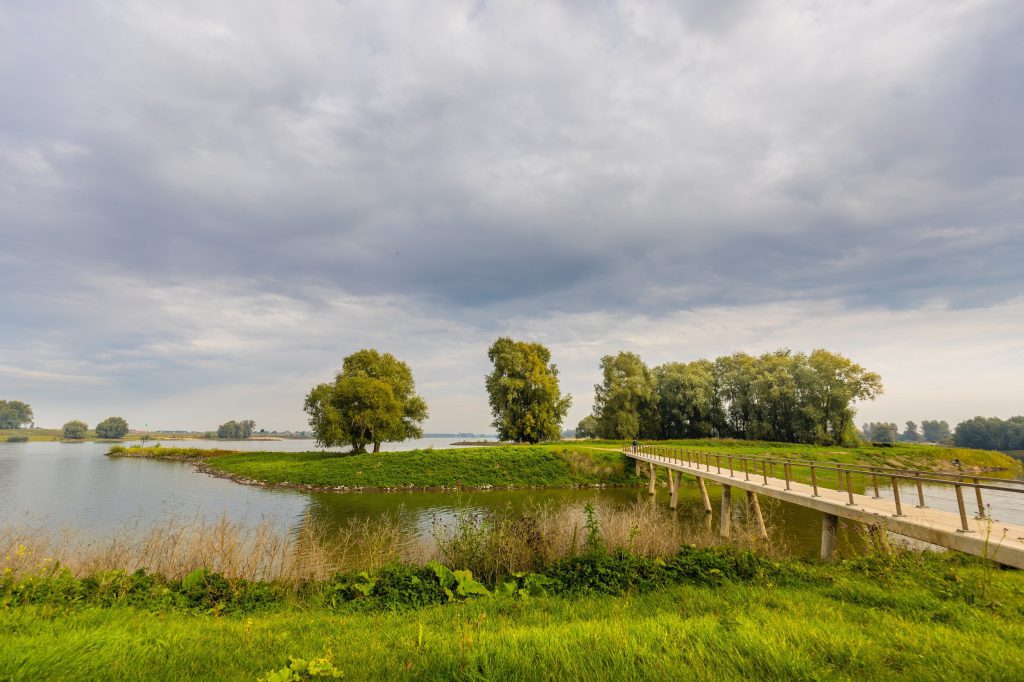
[4, 482, 1023, 680]
[2, 549, 1022, 680]
[108, 439, 1019, 494]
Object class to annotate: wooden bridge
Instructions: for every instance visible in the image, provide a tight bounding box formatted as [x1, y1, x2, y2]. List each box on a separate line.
[623, 444, 1024, 569]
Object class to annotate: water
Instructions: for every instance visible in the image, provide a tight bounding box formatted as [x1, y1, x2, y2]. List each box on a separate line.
[6, 438, 1016, 560]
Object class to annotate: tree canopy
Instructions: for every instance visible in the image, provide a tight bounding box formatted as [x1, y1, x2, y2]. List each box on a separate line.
[0, 400, 33, 429]
[217, 420, 256, 439]
[62, 420, 88, 439]
[485, 338, 571, 443]
[304, 349, 428, 453]
[922, 419, 951, 444]
[588, 348, 881, 446]
[592, 352, 656, 440]
[954, 416, 1024, 451]
[575, 415, 598, 439]
[95, 416, 129, 439]
[863, 422, 898, 443]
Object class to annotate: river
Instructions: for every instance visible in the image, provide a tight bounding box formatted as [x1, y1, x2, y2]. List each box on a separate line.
[3, 438, 1020, 560]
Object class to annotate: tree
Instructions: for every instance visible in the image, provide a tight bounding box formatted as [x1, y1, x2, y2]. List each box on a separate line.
[592, 352, 656, 440]
[575, 415, 598, 439]
[485, 338, 571, 443]
[653, 360, 721, 439]
[305, 349, 428, 453]
[899, 421, 921, 442]
[954, 416, 1024, 451]
[217, 420, 256, 439]
[62, 420, 88, 439]
[95, 416, 129, 439]
[715, 353, 758, 439]
[804, 349, 883, 446]
[0, 400, 33, 429]
[921, 419, 951, 444]
[863, 422, 898, 443]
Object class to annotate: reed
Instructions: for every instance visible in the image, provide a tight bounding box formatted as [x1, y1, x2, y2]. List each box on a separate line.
[2, 499, 785, 585]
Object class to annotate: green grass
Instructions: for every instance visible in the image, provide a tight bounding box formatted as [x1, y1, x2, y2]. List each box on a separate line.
[199, 446, 636, 490]
[582, 438, 1020, 470]
[108, 438, 1019, 494]
[2, 553, 1023, 681]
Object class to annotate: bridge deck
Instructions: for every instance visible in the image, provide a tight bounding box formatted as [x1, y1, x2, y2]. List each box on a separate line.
[628, 449, 1024, 569]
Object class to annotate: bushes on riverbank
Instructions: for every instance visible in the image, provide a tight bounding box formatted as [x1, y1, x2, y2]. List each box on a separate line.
[0, 546, 785, 614]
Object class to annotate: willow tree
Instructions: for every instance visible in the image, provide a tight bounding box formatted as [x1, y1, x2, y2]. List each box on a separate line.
[485, 338, 571, 443]
[592, 352, 656, 440]
[304, 350, 428, 453]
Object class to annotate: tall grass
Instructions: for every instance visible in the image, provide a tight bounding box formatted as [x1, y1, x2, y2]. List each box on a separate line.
[1, 499, 783, 585]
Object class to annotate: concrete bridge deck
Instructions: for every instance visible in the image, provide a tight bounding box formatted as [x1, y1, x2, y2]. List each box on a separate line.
[624, 446, 1024, 569]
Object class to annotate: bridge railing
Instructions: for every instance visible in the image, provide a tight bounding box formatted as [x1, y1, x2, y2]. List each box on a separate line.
[623, 443, 1024, 533]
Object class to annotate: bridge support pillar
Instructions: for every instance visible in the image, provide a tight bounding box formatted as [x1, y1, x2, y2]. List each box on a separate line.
[821, 513, 838, 560]
[697, 477, 712, 515]
[635, 458, 641, 477]
[668, 470, 679, 509]
[720, 484, 732, 538]
[648, 464, 657, 495]
[747, 490, 769, 540]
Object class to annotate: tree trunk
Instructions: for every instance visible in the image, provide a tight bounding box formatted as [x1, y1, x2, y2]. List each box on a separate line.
[373, 441, 381, 453]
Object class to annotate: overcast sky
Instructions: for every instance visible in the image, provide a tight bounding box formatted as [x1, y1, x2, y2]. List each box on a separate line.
[2, 0, 1022, 433]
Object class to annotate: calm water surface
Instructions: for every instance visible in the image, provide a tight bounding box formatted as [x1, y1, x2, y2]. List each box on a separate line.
[4, 439, 1019, 559]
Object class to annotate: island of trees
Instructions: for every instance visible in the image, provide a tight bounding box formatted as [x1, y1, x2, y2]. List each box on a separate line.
[578, 349, 882, 446]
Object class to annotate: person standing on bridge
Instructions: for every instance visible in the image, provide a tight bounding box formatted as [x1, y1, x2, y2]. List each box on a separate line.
[632, 438, 638, 454]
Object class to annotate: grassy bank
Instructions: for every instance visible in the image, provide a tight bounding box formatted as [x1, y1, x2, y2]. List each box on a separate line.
[108, 438, 1019, 495]
[110, 445, 640, 491]
[2, 550, 1022, 681]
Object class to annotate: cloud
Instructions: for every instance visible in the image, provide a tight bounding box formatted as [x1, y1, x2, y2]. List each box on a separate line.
[1, 0, 1022, 430]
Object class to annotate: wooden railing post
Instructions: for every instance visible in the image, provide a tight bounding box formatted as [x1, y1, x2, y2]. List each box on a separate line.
[810, 465, 819, 497]
[955, 485, 972, 533]
[891, 477, 904, 516]
[974, 478, 986, 519]
[915, 473, 926, 508]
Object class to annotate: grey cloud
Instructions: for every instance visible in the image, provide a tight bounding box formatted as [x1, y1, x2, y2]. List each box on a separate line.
[2, 0, 1023, 428]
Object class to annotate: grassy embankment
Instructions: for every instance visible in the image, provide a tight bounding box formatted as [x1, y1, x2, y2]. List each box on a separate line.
[108, 439, 1020, 493]
[0, 428, 207, 443]
[2, 549, 1023, 680]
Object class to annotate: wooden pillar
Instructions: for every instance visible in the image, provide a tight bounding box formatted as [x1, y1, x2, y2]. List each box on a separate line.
[821, 513, 838, 560]
[697, 477, 712, 514]
[747, 490, 769, 540]
[720, 485, 732, 538]
[668, 470, 679, 509]
[648, 463, 657, 495]
[635, 458, 641, 477]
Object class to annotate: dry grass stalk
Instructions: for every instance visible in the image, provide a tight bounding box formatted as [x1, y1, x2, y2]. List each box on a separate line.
[3, 499, 786, 584]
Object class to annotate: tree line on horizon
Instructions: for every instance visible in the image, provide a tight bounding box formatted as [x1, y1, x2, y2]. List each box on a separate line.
[4, 340, 1020, 452]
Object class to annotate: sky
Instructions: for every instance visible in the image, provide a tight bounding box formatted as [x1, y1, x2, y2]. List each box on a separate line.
[1, 0, 1022, 433]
